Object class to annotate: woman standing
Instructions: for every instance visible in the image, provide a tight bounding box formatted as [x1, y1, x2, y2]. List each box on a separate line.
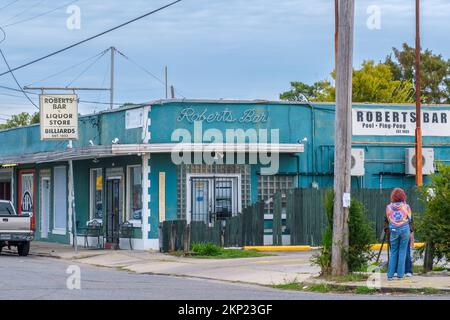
[386, 188, 412, 280]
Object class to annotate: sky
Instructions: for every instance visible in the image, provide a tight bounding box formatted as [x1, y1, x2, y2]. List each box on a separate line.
[0, 0, 449, 121]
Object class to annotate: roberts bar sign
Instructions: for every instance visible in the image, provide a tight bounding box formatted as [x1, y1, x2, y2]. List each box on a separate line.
[40, 94, 79, 140]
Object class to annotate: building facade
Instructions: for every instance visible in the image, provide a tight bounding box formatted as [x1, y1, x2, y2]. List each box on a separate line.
[0, 100, 449, 249]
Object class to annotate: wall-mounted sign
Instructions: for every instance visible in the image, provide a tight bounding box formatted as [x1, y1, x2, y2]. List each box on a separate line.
[177, 107, 268, 124]
[40, 94, 78, 140]
[125, 108, 143, 129]
[352, 108, 450, 137]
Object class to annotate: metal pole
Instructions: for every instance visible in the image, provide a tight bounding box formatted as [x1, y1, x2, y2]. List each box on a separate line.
[332, 0, 355, 276]
[415, 0, 423, 186]
[69, 159, 78, 253]
[110, 47, 115, 110]
[165, 66, 168, 99]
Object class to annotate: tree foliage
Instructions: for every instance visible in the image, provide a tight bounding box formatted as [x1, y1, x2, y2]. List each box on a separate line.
[417, 163, 450, 263]
[281, 43, 449, 104]
[0, 112, 40, 130]
[385, 43, 450, 104]
[312, 190, 375, 275]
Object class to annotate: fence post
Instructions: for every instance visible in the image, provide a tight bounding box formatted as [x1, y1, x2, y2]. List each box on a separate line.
[183, 224, 190, 254]
[273, 192, 282, 246]
[170, 222, 176, 252]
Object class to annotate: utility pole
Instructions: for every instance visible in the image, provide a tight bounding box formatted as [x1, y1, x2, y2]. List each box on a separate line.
[110, 47, 115, 110]
[415, 0, 423, 186]
[165, 66, 168, 99]
[332, 0, 355, 276]
[334, 0, 339, 68]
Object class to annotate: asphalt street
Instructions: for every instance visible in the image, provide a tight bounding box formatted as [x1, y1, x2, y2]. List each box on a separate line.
[0, 253, 448, 300]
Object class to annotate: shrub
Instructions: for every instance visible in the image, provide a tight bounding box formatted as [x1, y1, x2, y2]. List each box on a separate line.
[312, 190, 375, 275]
[191, 242, 221, 256]
[416, 163, 450, 265]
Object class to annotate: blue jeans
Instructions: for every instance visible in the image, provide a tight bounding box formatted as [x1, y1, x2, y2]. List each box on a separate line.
[394, 239, 412, 274]
[387, 224, 410, 279]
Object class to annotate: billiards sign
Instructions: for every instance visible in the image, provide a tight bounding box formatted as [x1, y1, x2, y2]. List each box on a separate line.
[352, 108, 450, 137]
[40, 94, 79, 140]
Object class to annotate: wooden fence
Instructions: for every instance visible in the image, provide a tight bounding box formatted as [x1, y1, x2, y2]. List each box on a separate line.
[159, 201, 264, 253]
[274, 187, 424, 246]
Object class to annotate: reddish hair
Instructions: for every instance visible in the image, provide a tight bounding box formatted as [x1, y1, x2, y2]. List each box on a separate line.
[391, 188, 407, 203]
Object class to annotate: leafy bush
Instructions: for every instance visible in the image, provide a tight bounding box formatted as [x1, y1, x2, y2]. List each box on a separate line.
[312, 190, 375, 275]
[191, 242, 221, 256]
[417, 163, 450, 264]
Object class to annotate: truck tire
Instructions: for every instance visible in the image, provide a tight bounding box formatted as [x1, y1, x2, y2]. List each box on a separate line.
[17, 242, 30, 257]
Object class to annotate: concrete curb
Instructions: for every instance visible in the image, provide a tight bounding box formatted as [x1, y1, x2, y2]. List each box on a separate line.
[301, 279, 450, 294]
[243, 245, 313, 252]
[244, 243, 426, 252]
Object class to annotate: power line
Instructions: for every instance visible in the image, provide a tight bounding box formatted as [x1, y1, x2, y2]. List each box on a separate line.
[116, 48, 186, 98]
[2, 0, 78, 28]
[26, 49, 109, 86]
[0, 47, 39, 109]
[0, 0, 20, 11]
[0, 0, 184, 78]
[66, 49, 107, 87]
[0, 83, 146, 106]
[2, 0, 47, 25]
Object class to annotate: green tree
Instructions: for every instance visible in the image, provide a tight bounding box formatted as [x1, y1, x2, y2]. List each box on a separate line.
[0, 112, 40, 130]
[417, 163, 450, 271]
[385, 43, 450, 104]
[279, 80, 334, 102]
[280, 60, 414, 103]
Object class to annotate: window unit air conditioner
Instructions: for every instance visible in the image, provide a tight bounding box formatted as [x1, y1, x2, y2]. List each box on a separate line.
[351, 148, 365, 176]
[405, 148, 435, 175]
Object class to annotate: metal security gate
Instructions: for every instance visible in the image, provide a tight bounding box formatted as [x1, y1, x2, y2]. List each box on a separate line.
[190, 176, 239, 224]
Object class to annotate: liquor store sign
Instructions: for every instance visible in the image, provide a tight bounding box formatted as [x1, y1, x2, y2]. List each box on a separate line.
[40, 94, 79, 140]
[352, 108, 450, 137]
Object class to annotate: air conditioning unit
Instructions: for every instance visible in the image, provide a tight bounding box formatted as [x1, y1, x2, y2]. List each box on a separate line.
[405, 148, 435, 175]
[351, 148, 365, 176]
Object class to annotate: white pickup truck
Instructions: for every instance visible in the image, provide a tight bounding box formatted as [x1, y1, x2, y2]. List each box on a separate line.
[0, 200, 34, 256]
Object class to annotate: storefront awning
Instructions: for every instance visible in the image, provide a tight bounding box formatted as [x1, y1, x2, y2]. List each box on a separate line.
[0, 143, 304, 165]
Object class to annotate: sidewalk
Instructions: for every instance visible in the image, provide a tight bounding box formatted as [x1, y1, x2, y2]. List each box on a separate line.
[29, 241, 450, 292]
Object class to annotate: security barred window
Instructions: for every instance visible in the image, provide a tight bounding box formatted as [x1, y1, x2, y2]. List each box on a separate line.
[257, 175, 295, 215]
[177, 164, 250, 219]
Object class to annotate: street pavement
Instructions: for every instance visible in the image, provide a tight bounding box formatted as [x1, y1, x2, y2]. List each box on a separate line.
[0, 253, 449, 300]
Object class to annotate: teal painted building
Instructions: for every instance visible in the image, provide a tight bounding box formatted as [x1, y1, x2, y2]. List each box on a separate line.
[0, 100, 449, 248]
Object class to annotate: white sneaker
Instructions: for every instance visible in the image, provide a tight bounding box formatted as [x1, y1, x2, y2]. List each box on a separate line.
[406, 273, 413, 277]
[394, 273, 398, 277]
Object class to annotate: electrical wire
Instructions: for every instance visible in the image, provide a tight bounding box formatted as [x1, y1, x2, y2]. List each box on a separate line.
[26, 49, 109, 86]
[65, 49, 107, 87]
[0, 0, 20, 11]
[0, 26, 39, 110]
[116, 48, 186, 98]
[2, 0, 47, 25]
[0, 83, 147, 106]
[0, 0, 184, 77]
[2, 0, 78, 28]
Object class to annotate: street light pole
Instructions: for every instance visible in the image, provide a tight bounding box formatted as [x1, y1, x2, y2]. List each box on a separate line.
[415, 0, 423, 186]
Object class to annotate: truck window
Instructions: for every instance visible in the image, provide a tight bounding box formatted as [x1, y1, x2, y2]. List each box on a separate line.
[0, 202, 15, 215]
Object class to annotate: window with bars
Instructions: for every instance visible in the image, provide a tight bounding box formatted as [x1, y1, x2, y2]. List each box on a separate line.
[257, 174, 295, 215]
[177, 164, 250, 219]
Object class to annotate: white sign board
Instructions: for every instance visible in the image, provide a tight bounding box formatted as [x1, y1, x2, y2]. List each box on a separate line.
[352, 108, 450, 137]
[125, 108, 143, 129]
[40, 94, 78, 140]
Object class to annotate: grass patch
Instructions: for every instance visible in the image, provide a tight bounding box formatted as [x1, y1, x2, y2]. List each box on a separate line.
[326, 273, 369, 283]
[192, 248, 272, 259]
[355, 286, 378, 295]
[170, 243, 272, 259]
